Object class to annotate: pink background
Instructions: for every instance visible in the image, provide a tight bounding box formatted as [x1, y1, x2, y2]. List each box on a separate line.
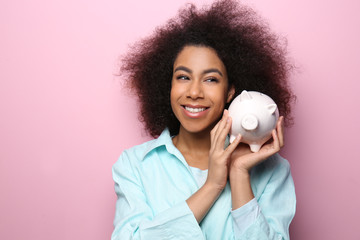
[1, 0, 359, 239]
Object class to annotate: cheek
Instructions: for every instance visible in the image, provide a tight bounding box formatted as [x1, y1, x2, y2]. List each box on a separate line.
[170, 88, 181, 120]
[170, 82, 183, 100]
[170, 85, 179, 109]
[170, 86, 176, 102]
[212, 88, 228, 105]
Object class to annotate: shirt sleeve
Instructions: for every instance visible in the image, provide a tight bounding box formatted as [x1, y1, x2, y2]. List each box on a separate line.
[111, 151, 205, 240]
[231, 198, 260, 236]
[233, 155, 296, 240]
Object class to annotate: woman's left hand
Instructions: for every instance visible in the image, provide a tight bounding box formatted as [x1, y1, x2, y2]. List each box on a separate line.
[229, 116, 285, 175]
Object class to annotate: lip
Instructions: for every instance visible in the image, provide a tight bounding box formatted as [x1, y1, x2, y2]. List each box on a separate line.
[181, 104, 210, 118]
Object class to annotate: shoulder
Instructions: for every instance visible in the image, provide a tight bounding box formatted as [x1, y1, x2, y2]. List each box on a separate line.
[112, 129, 173, 179]
[122, 138, 159, 161]
[112, 138, 158, 172]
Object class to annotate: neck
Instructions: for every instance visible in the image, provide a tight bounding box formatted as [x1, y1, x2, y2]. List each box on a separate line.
[176, 126, 212, 150]
[172, 126, 212, 169]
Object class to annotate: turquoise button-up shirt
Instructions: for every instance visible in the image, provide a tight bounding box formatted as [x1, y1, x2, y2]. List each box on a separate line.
[111, 129, 296, 239]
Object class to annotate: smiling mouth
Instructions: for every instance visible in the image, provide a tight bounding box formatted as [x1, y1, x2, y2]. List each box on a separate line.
[183, 106, 208, 113]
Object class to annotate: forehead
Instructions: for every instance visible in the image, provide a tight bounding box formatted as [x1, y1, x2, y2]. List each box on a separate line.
[173, 46, 226, 72]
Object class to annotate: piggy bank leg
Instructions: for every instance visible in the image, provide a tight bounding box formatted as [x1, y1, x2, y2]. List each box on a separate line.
[229, 134, 237, 143]
[249, 144, 262, 153]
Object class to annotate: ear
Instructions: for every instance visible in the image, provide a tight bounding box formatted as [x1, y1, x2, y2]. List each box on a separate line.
[227, 85, 235, 103]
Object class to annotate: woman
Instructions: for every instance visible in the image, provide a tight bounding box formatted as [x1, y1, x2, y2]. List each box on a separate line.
[112, 0, 296, 239]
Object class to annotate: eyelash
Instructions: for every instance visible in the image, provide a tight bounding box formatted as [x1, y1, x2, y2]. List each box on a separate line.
[177, 75, 189, 80]
[176, 75, 219, 83]
[205, 78, 219, 83]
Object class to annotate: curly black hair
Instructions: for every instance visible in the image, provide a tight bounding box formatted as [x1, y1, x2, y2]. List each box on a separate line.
[120, 0, 295, 137]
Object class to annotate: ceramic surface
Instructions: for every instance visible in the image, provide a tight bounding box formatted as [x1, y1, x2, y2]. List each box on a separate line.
[228, 90, 279, 152]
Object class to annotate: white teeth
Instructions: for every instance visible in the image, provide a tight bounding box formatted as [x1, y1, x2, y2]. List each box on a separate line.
[185, 106, 206, 113]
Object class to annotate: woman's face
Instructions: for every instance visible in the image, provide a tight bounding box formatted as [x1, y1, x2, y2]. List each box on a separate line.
[171, 45, 234, 134]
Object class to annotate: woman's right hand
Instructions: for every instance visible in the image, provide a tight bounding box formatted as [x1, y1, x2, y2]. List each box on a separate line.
[186, 109, 242, 223]
[206, 109, 242, 191]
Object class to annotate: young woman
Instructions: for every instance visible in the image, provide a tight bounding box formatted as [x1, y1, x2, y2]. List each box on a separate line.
[112, 1, 296, 239]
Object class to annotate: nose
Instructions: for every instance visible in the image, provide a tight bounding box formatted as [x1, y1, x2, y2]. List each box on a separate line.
[187, 80, 204, 99]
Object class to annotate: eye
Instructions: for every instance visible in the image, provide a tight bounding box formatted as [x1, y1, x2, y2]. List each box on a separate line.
[205, 77, 219, 83]
[176, 75, 190, 80]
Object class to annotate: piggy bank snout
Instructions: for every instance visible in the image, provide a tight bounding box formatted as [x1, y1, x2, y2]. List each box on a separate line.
[241, 114, 258, 131]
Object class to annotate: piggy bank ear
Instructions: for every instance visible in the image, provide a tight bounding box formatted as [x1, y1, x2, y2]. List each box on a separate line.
[267, 104, 277, 114]
[239, 90, 252, 101]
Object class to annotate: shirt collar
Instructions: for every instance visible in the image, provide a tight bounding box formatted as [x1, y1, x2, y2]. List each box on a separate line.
[141, 128, 230, 161]
[141, 128, 179, 160]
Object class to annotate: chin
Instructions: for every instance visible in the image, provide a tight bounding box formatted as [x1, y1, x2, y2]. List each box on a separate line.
[180, 123, 214, 135]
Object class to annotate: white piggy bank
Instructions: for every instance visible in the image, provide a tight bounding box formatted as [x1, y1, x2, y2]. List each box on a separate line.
[228, 90, 279, 152]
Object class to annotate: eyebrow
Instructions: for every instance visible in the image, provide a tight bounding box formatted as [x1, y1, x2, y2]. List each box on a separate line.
[174, 66, 223, 77]
[174, 66, 192, 74]
[203, 68, 223, 77]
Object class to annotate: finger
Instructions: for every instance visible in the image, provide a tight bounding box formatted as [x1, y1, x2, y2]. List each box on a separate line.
[213, 109, 229, 143]
[216, 115, 232, 146]
[210, 110, 228, 150]
[277, 116, 285, 147]
[271, 129, 280, 151]
[210, 110, 226, 142]
[224, 133, 242, 156]
[210, 121, 220, 143]
[257, 130, 280, 159]
[212, 109, 227, 135]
